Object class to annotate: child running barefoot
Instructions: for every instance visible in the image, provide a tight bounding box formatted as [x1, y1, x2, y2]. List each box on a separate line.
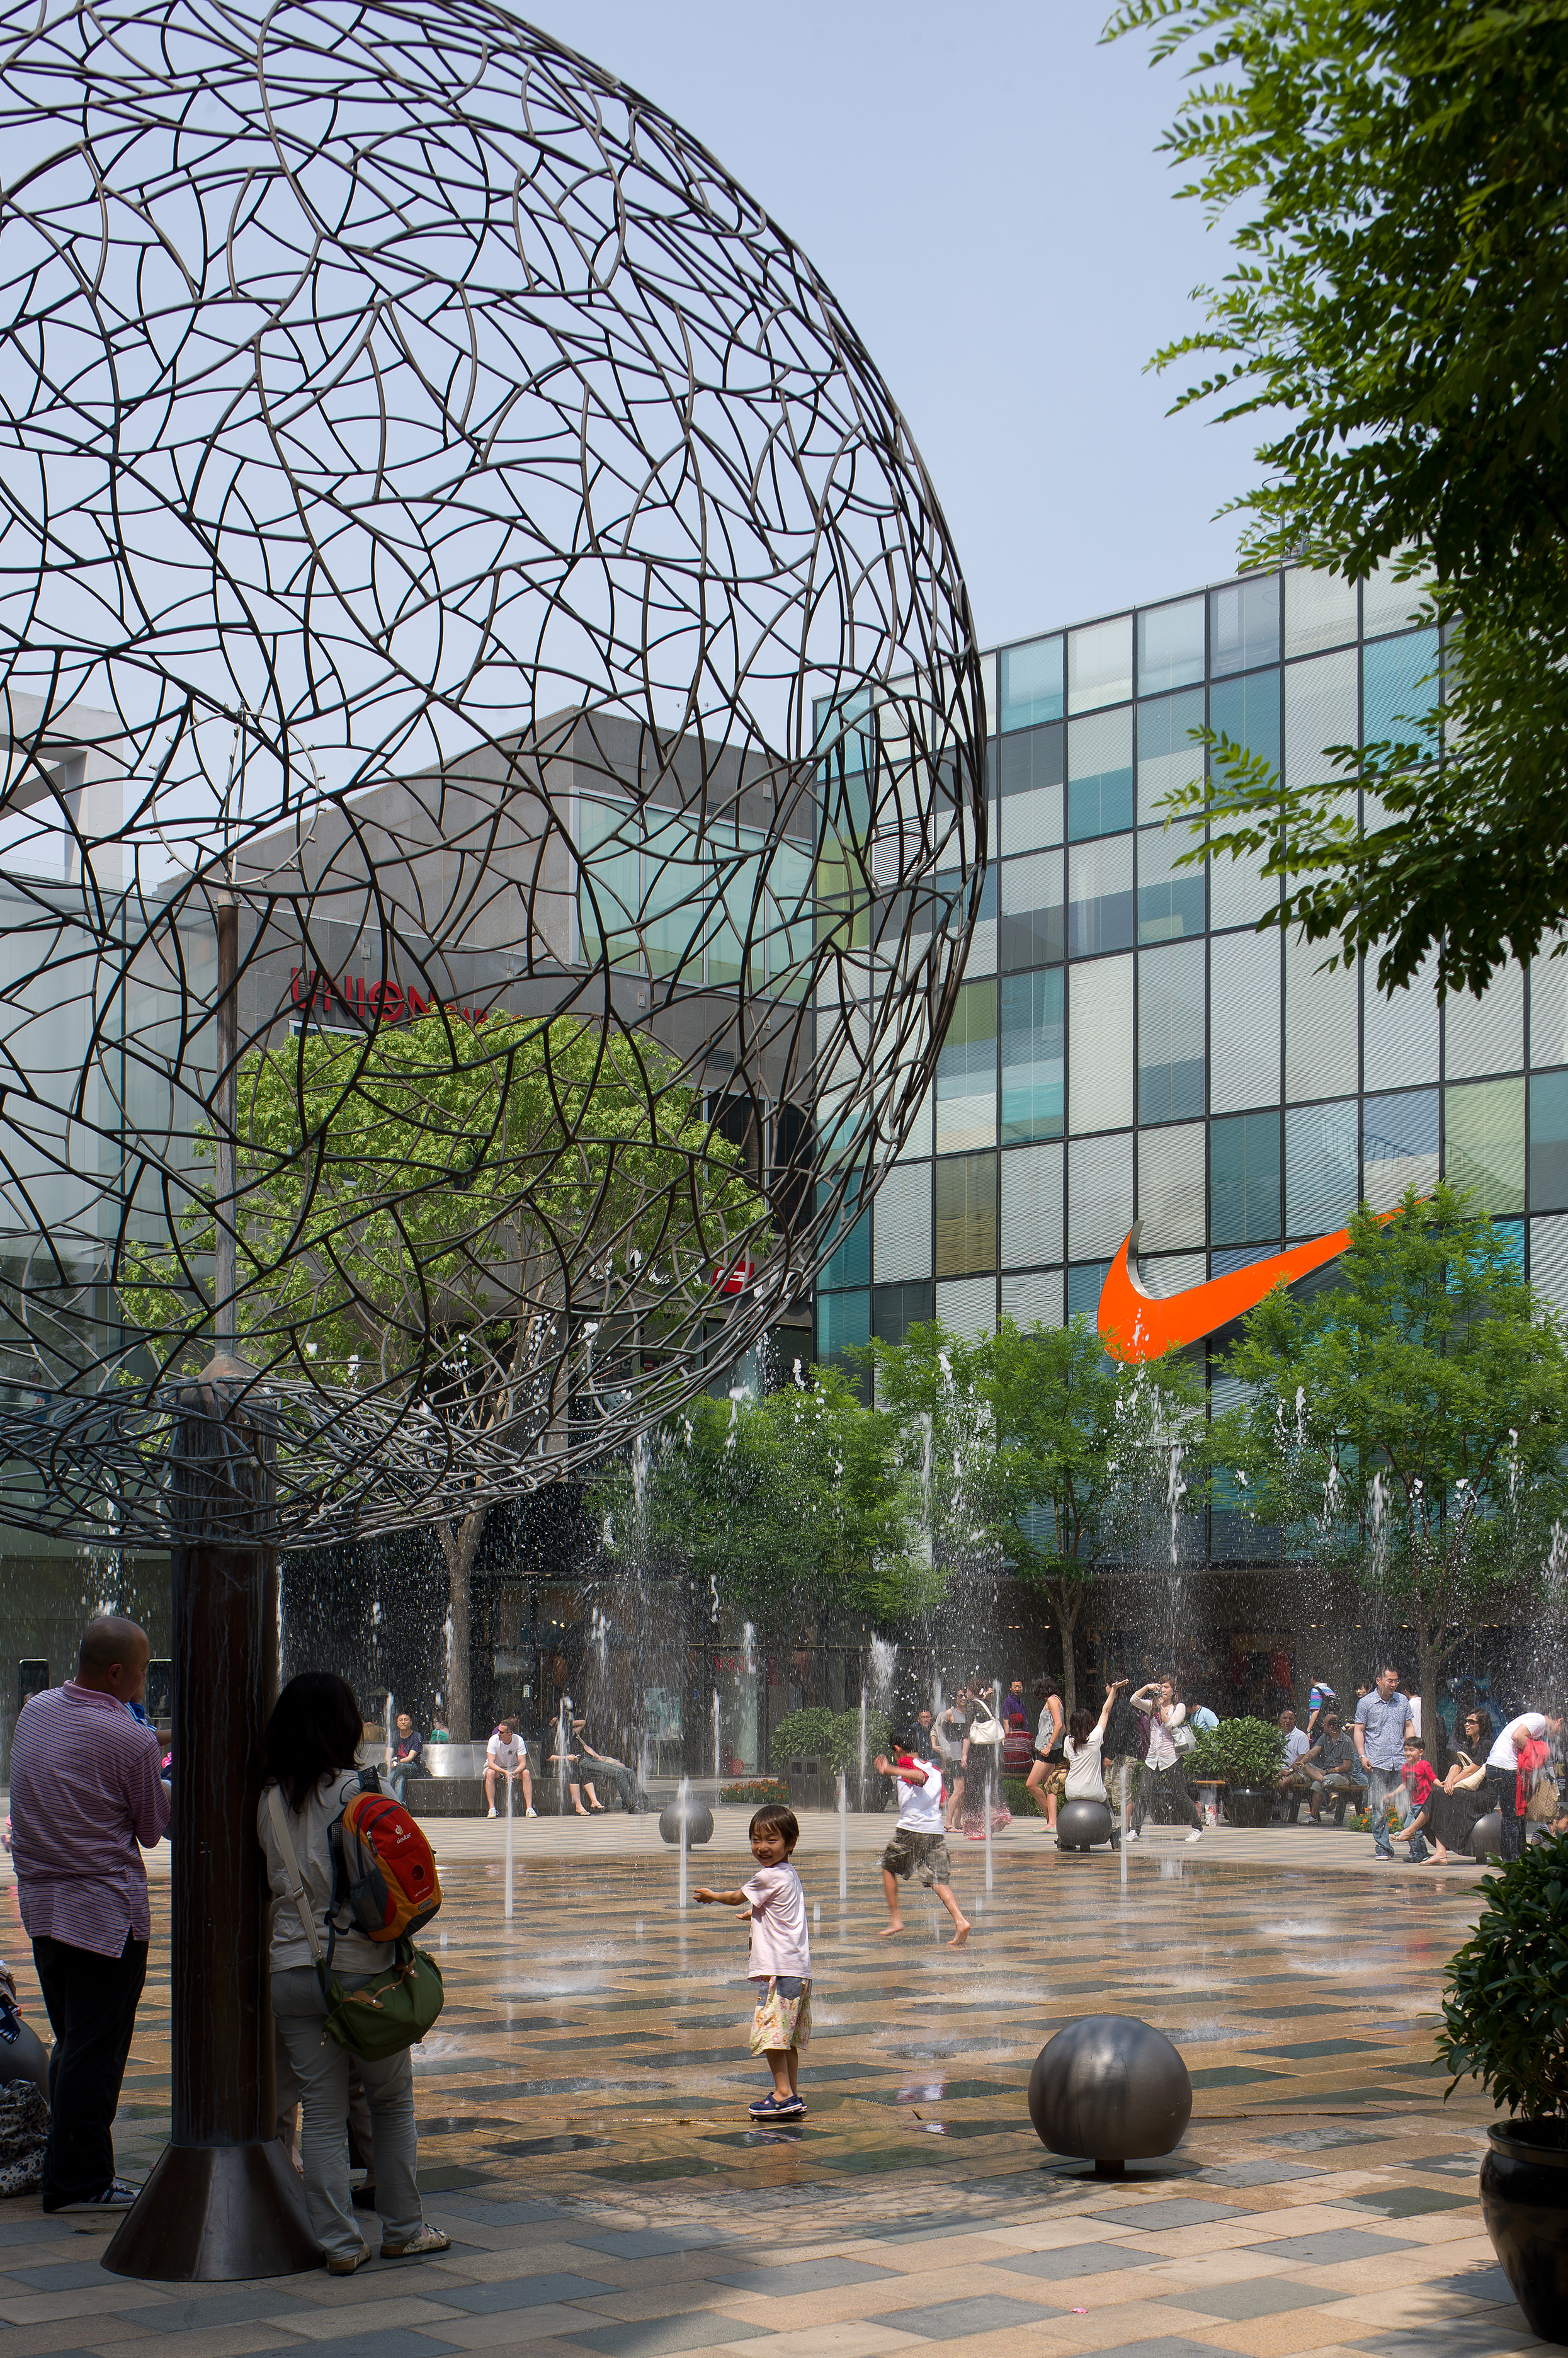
[872, 1751, 970, 1947]
[693, 1804, 812, 2119]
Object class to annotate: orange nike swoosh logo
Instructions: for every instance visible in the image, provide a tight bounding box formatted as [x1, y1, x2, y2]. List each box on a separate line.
[1097, 1215, 1392, 1360]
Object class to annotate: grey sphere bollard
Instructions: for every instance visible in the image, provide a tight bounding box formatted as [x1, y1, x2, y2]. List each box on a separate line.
[659, 1797, 715, 1847]
[1029, 2014, 1193, 2177]
[1055, 1797, 1114, 1851]
[1471, 1809, 1504, 1862]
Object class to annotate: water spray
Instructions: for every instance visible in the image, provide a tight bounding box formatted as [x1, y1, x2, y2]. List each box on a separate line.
[838, 1770, 848, 1901]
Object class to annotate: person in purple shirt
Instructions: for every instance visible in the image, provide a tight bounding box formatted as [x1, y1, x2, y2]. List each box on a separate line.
[8, 1615, 171, 2211]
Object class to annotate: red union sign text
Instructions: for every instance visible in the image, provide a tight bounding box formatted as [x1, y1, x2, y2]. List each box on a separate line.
[288, 969, 492, 1030]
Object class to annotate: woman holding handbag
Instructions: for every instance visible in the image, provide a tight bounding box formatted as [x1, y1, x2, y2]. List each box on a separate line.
[258, 1672, 450, 2274]
[1424, 1708, 1492, 1864]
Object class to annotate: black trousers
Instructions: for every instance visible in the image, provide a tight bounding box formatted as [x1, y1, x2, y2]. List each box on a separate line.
[32, 1930, 148, 2207]
[1484, 1765, 1524, 1862]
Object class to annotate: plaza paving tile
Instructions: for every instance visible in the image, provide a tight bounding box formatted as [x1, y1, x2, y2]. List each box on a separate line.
[0, 1828, 1530, 2356]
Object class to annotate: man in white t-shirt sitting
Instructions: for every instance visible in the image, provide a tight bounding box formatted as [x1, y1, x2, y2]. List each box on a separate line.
[1275, 1707, 1314, 1821]
[1485, 1709, 1565, 1860]
[484, 1719, 535, 1819]
[872, 1750, 970, 1947]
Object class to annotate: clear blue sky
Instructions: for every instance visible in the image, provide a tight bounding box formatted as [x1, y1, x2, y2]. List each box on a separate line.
[530, 0, 1264, 652]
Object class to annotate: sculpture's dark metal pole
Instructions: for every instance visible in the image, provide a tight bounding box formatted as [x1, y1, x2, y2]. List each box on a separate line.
[103, 1360, 316, 2281]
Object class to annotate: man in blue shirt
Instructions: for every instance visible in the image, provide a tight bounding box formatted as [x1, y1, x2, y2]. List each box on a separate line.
[1353, 1663, 1416, 1859]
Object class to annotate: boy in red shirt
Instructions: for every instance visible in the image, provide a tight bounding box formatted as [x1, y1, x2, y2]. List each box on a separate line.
[1390, 1733, 1436, 1862]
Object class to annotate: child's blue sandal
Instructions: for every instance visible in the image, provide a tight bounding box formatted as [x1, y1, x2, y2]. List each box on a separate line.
[748, 2093, 805, 2118]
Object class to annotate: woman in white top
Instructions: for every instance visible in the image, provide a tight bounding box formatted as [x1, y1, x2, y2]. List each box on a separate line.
[1062, 1681, 1128, 1845]
[257, 1673, 450, 2274]
[1127, 1674, 1203, 1842]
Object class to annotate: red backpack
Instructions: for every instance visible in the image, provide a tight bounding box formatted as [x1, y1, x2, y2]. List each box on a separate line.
[329, 1770, 441, 1957]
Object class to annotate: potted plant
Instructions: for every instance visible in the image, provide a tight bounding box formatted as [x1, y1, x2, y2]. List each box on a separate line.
[1188, 1717, 1286, 1826]
[1439, 1830, 1568, 2343]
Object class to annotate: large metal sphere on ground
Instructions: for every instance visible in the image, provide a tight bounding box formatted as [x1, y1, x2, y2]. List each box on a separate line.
[1472, 1811, 1506, 1861]
[0, 0, 984, 1549]
[1029, 2015, 1193, 2177]
[1055, 1797, 1115, 1851]
[659, 1795, 716, 1847]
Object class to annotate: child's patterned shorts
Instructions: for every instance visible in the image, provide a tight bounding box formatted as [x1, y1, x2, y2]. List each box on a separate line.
[749, 1974, 812, 2054]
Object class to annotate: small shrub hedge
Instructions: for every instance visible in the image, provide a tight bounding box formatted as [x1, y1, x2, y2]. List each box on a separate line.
[769, 1706, 892, 1776]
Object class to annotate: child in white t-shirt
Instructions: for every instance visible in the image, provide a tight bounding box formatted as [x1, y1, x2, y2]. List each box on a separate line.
[694, 1804, 812, 2119]
[872, 1751, 970, 1946]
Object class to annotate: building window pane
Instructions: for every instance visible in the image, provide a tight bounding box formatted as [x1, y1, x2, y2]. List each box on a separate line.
[1067, 615, 1133, 714]
[1285, 1100, 1358, 1235]
[1067, 707, 1134, 838]
[816, 1286, 870, 1376]
[1363, 627, 1440, 749]
[1210, 574, 1280, 677]
[1531, 1212, 1568, 1320]
[965, 861, 998, 979]
[1068, 955, 1133, 1132]
[1530, 1072, 1568, 1213]
[1209, 666, 1281, 778]
[1137, 824, 1205, 943]
[1000, 635, 1064, 732]
[1001, 1141, 1064, 1266]
[997, 721, 1064, 853]
[1363, 553, 1434, 639]
[1285, 934, 1358, 1101]
[1362, 1089, 1439, 1212]
[1210, 930, 1281, 1111]
[1138, 940, 1205, 1122]
[935, 979, 997, 1153]
[895, 1085, 933, 1161]
[935, 1154, 998, 1276]
[1445, 964, 1523, 1079]
[1067, 834, 1133, 957]
[1001, 1268, 1063, 1328]
[1285, 649, 1358, 790]
[1067, 1262, 1111, 1319]
[1365, 952, 1438, 1091]
[1284, 564, 1358, 658]
[1137, 1122, 1205, 1251]
[1445, 1077, 1526, 1214]
[1531, 938, 1568, 1067]
[1000, 850, 1065, 969]
[1001, 969, 1065, 1142]
[1211, 1111, 1281, 1244]
[872, 1161, 931, 1281]
[815, 1180, 870, 1287]
[873, 1279, 933, 1347]
[1209, 839, 1280, 931]
[1137, 688, 1206, 823]
[1137, 596, 1205, 694]
[1068, 1131, 1133, 1260]
[935, 1274, 997, 1340]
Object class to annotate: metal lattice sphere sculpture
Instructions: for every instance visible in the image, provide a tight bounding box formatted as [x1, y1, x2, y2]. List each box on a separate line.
[0, 0, 984, 1544]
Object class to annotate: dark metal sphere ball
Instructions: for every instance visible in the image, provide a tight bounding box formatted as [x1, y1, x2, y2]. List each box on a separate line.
[1472, 1810, 1505, 1862]
[659, 1798, 715, 1847]
[1056, 1798, 1113, 1851]
[1029, 2015, 1193, 2163]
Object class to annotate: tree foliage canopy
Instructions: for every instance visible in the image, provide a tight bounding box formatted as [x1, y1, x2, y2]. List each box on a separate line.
[1212, 1185, 1568, 1728]
[1108, 0, 1568, 997]
[866, 1314, 1202, 1709]
[594, 1367, 933, 1629]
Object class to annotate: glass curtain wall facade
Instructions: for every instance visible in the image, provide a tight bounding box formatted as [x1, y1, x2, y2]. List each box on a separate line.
[817, 557, 1568, 1420]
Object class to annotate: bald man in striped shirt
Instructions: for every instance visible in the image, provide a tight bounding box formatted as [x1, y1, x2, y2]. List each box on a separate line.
[9, 1617, 171, 2212]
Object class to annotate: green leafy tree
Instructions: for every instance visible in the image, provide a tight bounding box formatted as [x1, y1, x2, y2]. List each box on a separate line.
[594, 1367, 934, 1675]
[1108, 0, 1568, 998]
[1213, 1185, 1568, 1741]
[867, 1316, 1203, 1715]
[120, 1011, 759, 1735]
[981, 1318, 1205, 1716]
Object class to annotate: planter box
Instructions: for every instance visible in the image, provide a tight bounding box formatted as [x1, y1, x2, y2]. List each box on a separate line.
[1225, 1787, 1276, 1828]
[787, 1757, 834, 1812]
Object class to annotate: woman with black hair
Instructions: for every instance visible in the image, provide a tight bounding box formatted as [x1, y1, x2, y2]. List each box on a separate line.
[257, 1672, 449, 2274]
[1425, 1707, 1494, 1864]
